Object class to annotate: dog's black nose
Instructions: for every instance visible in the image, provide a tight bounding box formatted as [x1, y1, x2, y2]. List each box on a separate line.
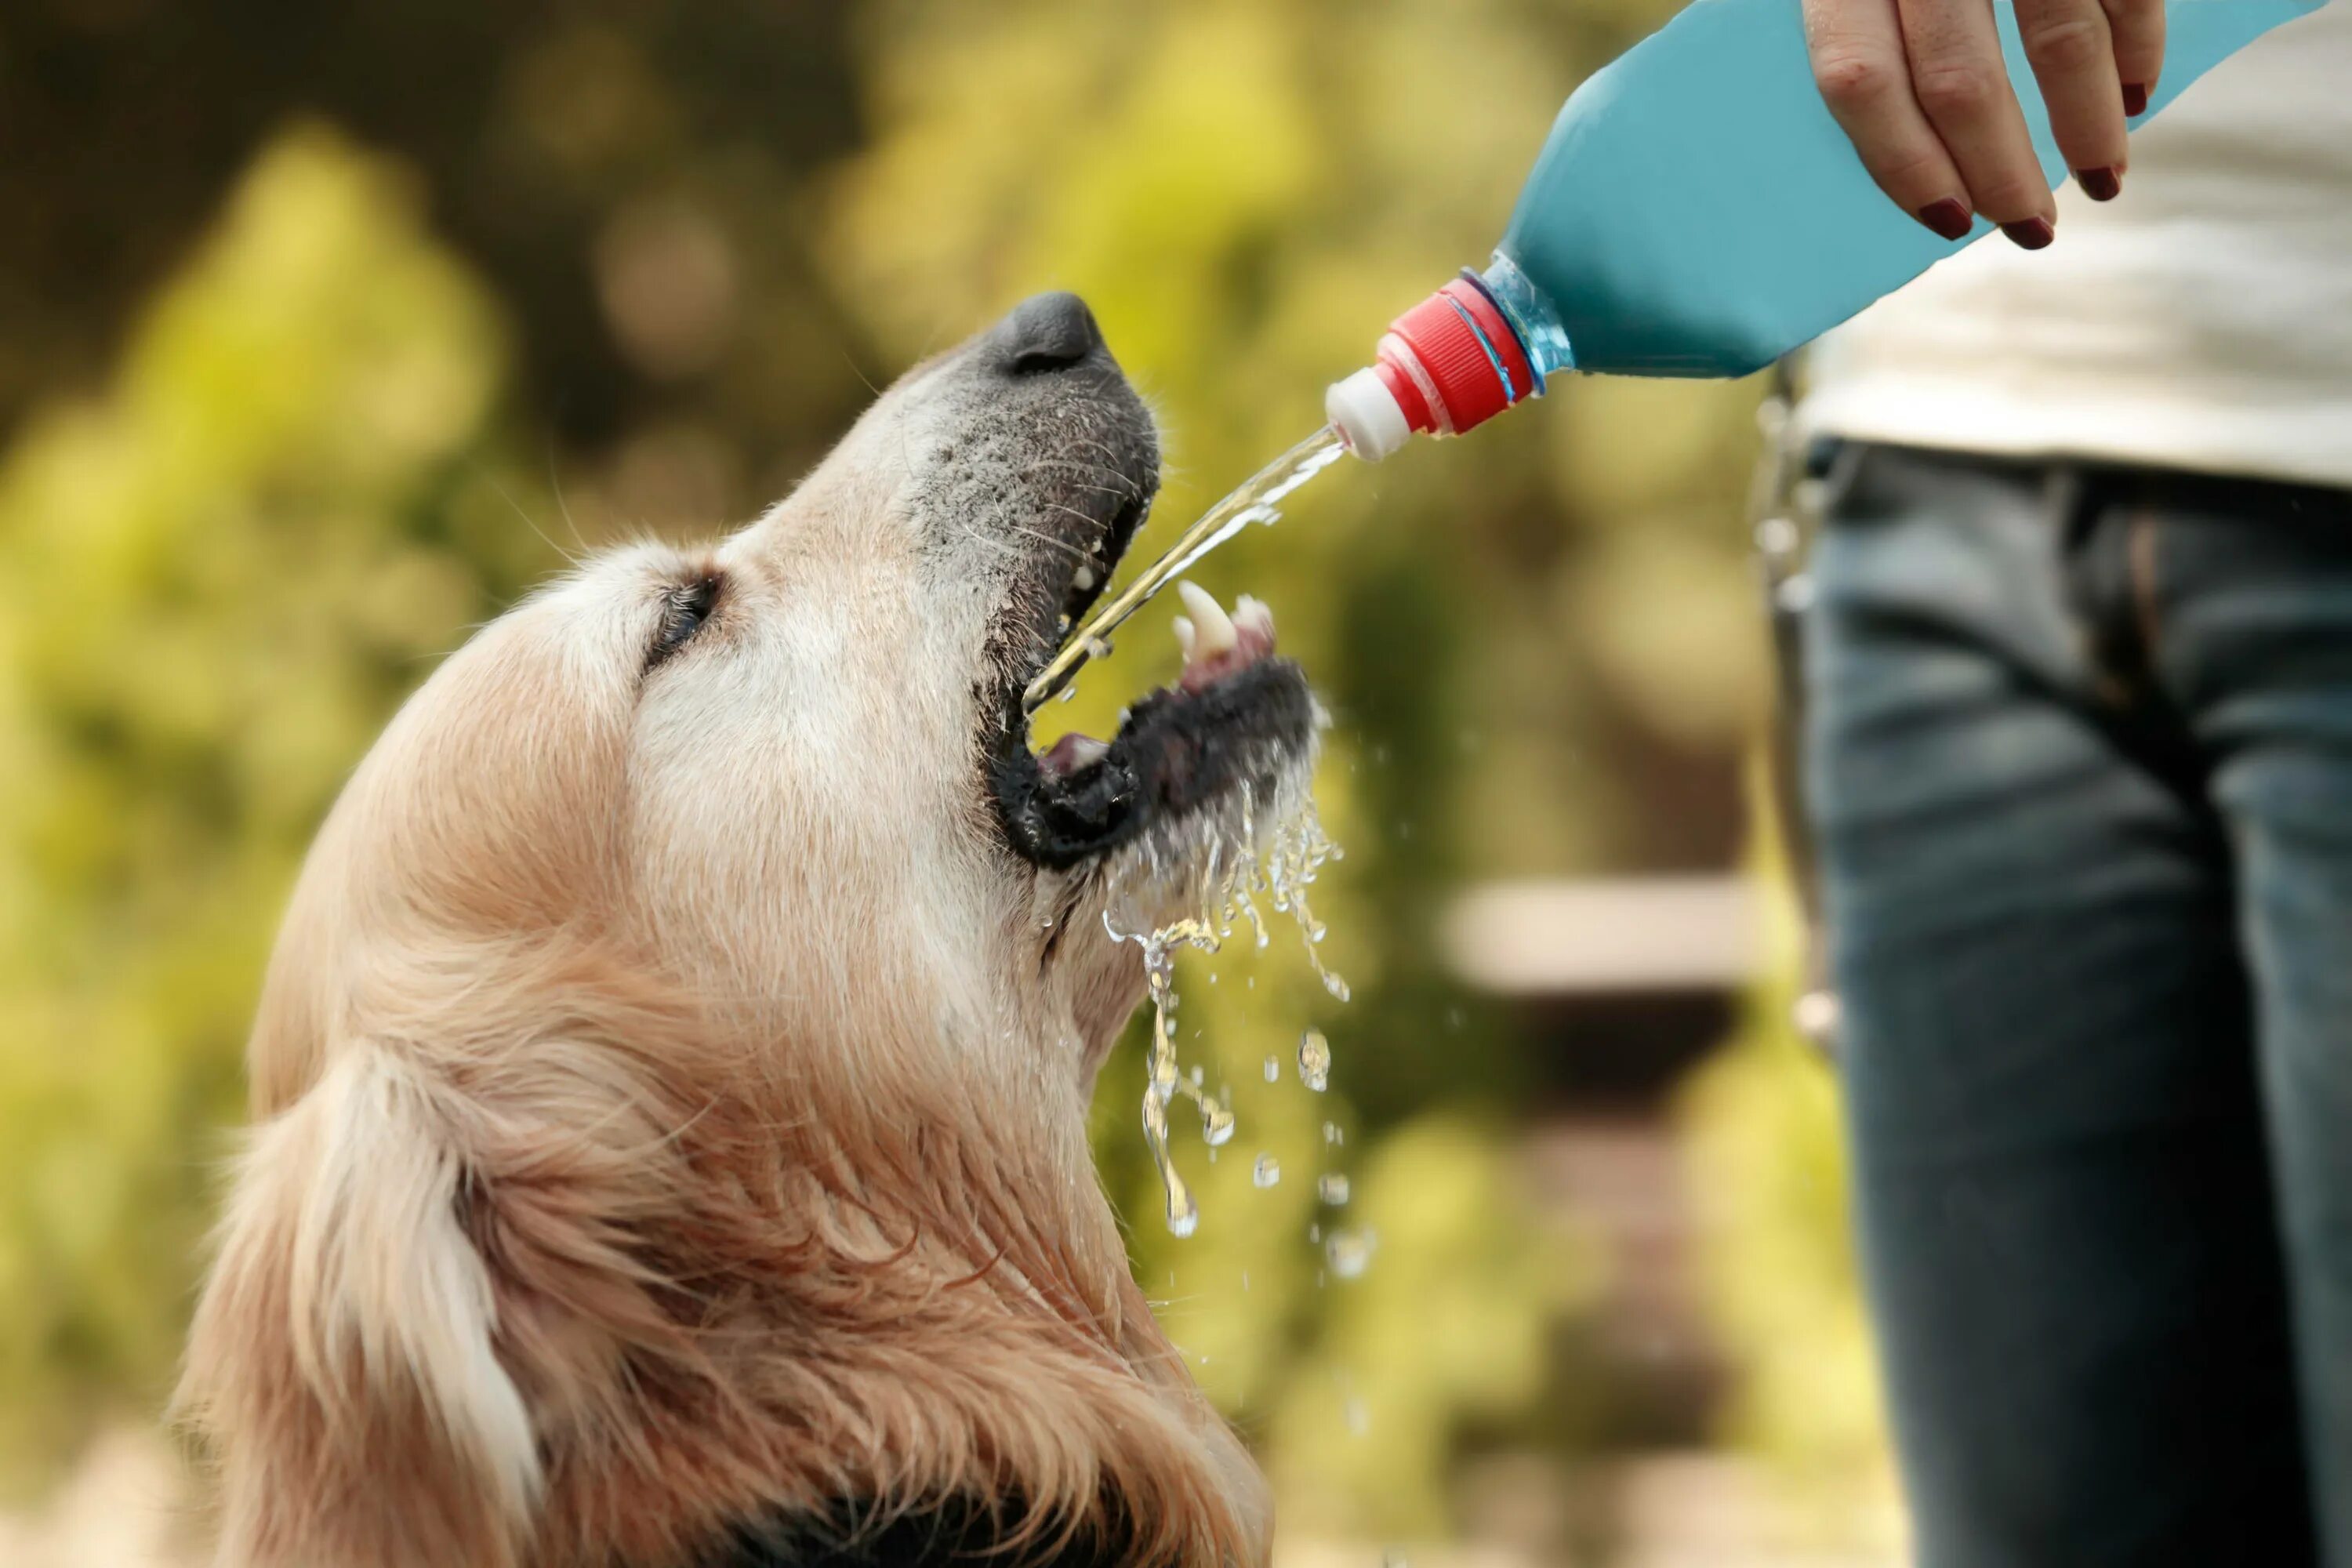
[992, 291, 1103, 375]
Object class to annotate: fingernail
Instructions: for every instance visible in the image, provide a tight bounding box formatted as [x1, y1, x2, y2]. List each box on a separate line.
[2122, 82, 2150, 116]
[1915, 198, 1974, 241]
[2002, 216, 2056, 250]
[2075, 165, 2122, 201]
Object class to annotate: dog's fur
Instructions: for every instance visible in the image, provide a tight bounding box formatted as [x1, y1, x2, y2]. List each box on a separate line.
[178, 299, 1308, 1567]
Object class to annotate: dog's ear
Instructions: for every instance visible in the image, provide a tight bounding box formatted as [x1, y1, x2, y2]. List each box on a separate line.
[180, 1040, 540, 1568]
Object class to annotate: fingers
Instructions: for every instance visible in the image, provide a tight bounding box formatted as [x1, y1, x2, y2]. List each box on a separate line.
[2101, 0, 2166, 118]
[2016, 0, 2125, 199]
[1896, 0, 2057, 247]
[1803, 0, 1975, 241]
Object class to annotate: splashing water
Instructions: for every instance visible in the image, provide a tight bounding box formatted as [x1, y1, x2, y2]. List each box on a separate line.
[1023, 426, 1350, 712]
[1253, 1154, 1282, 1189]
[1325, 1229, 1376, 1279]
[1135, 923, 1210, 1239]
[1298, 1029, 1331, 1092]
[1112, 793, 1347, 1236]
[1318, 1173, 1351, 1207]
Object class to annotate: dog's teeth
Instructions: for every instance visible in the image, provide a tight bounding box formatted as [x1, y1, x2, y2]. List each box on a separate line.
[1177, 580, 1237, 657]
[1173, 615, 1197, 660]
[1233, 593, 1275, 643]
[1073, 565, 1096, 591]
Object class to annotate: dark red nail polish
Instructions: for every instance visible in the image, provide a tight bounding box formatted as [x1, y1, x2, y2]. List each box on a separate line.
[2122, 82, 2149, 115]
[2002, 216, 2056, 250]
[1915, 197, 1974, 241]
[2075, 165, 2122, 201]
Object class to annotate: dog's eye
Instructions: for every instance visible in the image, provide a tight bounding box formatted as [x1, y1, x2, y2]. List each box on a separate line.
[649, 575, 720, 668]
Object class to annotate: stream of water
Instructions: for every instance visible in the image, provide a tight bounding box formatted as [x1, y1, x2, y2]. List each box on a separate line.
[1022, 424, 1348, 712]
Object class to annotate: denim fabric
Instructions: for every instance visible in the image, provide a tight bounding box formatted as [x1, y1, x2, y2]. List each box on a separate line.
[1806, 445, 2352, 1567]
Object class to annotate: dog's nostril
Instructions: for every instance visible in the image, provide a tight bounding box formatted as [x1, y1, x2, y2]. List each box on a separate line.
[996, 291, 1102, 375]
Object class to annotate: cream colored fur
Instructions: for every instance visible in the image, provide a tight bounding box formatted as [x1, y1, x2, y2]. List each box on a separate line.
[177, 343, 1268, 1566]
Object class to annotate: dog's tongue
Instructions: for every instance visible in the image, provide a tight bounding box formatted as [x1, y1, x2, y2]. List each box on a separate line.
[1040, 731, 1109, 775]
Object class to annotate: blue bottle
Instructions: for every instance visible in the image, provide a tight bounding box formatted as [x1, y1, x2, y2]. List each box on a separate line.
[1325, 0, 2324, 459]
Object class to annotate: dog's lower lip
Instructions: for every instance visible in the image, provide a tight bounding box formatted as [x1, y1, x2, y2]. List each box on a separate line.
[993, 655, 1314, 871]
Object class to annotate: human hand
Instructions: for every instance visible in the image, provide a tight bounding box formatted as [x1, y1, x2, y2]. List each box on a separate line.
[1802, 0, 2164, 249]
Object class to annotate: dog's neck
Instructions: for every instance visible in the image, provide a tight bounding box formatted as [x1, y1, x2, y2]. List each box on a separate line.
[701, 1497, 1147, 1568]
[510, 1014, 1270, 1568]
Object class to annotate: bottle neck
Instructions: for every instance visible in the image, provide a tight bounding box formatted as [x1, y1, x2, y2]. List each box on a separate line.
[1478, 250, 1574, 386]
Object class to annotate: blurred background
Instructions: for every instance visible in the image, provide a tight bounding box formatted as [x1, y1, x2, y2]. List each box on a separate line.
[0, 0, 1899, 1563]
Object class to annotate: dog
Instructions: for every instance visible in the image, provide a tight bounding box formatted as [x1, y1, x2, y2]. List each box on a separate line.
[176, 292, 1318, 1568]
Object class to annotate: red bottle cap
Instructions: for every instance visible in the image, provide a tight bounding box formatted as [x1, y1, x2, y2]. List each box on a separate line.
[1327, 275, 1536, 460]
[1385, 279, 1534, 434]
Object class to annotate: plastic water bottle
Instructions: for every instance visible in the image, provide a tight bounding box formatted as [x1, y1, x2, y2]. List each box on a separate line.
[1324, 0, 2324, 460]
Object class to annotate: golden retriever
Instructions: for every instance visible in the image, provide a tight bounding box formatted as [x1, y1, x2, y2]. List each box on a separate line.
[177, 293, 1317, 1568]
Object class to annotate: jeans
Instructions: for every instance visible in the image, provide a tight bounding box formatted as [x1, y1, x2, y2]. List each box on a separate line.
[1804, 444, 2352, 1566]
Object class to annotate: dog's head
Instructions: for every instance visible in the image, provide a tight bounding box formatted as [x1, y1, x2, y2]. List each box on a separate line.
[182, 296, 1304, 1567]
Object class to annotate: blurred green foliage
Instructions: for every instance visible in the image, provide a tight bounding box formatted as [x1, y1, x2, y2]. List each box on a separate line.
[1679, 785, 1893, 1531]
[0, 129, 559, 1484]
[0, 0, 1886, 1548]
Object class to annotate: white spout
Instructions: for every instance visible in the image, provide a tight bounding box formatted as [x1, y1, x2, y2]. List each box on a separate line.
[1324, 367, 1411, 462]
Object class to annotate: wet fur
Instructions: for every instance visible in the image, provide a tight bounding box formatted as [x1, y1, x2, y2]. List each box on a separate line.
[177, 310, 1276, 1567]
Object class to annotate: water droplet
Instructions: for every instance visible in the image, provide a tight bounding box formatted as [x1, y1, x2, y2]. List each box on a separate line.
[1058, 686, 1077, 704]
[1325, 1229, 1374, 1279]
[1298, 1029, 1330, 1092]
[1085, 636, 1114, 660]
[1345, 1397, 1370, 1436]
[1318, 1173, 1350, 1206]
[1323, 1120, 1344, 1146]
[1102, 769, 1352, 1247]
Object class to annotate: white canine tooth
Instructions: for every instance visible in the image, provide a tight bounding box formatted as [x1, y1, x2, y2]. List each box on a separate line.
[1073, 565, 1096, 591]
[1063, 735, 1109, 769]
[1173, 615, 1198, 660]
[1176, 580, 1237, 657]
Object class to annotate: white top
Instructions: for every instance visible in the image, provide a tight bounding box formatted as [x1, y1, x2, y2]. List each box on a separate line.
[1798, 2, 2352, 489]
[1326, 366, 1414, 462]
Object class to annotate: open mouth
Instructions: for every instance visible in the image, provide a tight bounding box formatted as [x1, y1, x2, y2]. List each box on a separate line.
[989, 478, 1317, 873]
